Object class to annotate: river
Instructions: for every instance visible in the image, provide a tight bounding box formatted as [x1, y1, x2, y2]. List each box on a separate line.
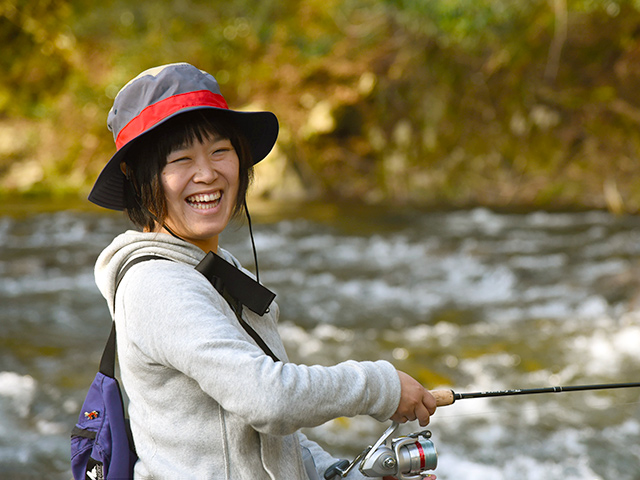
[1, 200, 639, 479]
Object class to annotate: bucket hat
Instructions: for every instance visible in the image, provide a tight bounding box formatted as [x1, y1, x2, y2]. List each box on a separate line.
[88, 63, 279, 211]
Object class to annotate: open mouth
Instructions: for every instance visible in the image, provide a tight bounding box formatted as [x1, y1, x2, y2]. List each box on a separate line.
[185, 192, 222, 210]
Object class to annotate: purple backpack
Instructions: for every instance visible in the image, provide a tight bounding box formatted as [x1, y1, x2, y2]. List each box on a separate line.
[70, 256, 158, 480]
[70, 334, 137, 479]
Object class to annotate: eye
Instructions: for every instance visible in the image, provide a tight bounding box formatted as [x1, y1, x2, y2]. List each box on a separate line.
[167, 155, 190, 164]
[211, 142, 234, 157]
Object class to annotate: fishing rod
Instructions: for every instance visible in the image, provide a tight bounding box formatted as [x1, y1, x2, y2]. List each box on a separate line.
[325, 381, 640, 480]
[431, 381, 640, 406]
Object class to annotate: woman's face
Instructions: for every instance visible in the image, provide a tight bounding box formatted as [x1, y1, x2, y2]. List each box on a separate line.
[159, 132, 239, 252]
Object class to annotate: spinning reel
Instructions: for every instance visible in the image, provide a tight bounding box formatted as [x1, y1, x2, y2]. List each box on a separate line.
[324, 422, 437, 480]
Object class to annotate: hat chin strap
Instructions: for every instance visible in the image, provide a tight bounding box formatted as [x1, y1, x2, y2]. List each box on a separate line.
[244, 200, 261, 285]
[160, 222, 187, 243]
[148, 200, 263, 286]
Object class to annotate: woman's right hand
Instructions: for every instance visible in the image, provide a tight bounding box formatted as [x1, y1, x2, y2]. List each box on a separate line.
[390, 371, 437, 427]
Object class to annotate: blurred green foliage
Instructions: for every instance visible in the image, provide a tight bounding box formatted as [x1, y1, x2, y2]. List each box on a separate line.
[2, 0, 640, 211]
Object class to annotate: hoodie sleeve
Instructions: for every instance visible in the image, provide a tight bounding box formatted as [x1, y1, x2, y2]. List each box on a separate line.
[117, 260, 401, 436]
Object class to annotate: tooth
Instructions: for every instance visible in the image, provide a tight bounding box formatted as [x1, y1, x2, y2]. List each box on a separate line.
[187, 192, 221, 204]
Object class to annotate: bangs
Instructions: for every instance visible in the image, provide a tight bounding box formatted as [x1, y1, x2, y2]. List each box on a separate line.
[156, 111, 235, 161]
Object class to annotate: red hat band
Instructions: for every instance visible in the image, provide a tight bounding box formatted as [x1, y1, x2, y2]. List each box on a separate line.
[115, 90, 229, 150]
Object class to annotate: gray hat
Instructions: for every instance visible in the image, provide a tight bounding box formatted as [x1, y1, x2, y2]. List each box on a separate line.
[88, 63, 279, 211]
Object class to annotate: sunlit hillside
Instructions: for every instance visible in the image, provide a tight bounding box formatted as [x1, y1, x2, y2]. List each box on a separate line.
[2, 0, 640, 211]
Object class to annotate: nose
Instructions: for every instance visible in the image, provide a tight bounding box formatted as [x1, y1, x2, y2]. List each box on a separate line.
[192, 155, 218, 184]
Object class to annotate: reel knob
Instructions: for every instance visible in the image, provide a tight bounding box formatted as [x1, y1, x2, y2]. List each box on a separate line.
[324, 459, 351, 479]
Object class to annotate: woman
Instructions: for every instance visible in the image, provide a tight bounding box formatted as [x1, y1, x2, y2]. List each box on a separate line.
[89, 63, 437, 479]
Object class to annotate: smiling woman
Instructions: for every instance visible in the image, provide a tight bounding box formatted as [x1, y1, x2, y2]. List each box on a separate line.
[78, 63, 437, 480]
[120, 110, 254, 253]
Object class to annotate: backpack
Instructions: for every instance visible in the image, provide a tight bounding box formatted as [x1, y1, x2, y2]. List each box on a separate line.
[71, 252, 277, 479]
[70, 256, 160, 480]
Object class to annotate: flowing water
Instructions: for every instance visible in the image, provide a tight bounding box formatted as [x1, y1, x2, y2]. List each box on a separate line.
[1, 200, 640, 479]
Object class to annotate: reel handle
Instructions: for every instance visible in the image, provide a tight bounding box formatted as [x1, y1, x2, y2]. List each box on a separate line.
[324, 459, 350, 479]
[431, 389, 455, 406]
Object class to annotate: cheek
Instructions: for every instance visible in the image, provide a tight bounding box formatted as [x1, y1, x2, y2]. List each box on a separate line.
[160, 172, 171, 198]
[227, 158, 241, 187]
[160, 171, 182, 206]
[230, 167, 240, 187]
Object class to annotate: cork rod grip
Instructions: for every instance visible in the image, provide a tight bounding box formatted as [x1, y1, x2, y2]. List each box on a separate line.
[431, 389, 455, 406]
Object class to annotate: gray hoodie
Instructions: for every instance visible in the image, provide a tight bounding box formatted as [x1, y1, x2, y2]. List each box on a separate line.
[94, 230, 401, 479]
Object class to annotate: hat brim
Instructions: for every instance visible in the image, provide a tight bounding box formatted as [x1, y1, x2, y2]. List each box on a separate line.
[88, 106, 279, 211]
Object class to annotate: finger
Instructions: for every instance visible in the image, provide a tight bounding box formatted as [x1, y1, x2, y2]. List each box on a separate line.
[414, 402, 431, 427]
[423, 391, 437, 415]
[390, 413, 408, 423]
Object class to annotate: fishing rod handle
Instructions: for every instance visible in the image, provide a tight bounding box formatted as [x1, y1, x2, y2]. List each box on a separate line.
[431, 389, 455, 406]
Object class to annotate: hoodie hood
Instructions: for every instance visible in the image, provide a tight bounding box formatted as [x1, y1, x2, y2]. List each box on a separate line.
[95, 230, 216, 316]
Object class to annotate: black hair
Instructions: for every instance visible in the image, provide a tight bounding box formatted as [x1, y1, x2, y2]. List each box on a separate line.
[121, 110, 254, 231]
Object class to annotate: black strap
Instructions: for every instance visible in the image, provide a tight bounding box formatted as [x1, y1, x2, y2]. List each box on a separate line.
[71, 425, 97, 440]
[194, 251, 279, 361]
[195, 251, 275, 316]
[99, 256, 166, 377]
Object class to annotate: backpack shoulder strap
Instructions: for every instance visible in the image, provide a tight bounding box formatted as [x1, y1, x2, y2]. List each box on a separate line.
[99, 255, 168, 377]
